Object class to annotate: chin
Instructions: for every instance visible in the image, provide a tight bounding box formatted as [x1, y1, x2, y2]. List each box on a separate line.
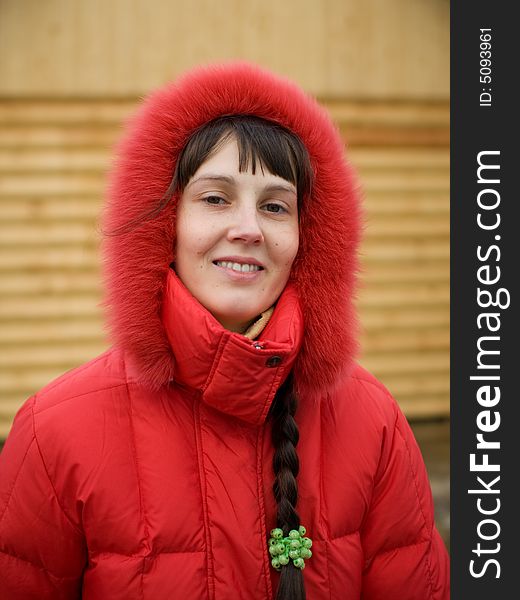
[214, 309, 260, 332]
[209, 299, 268, 332]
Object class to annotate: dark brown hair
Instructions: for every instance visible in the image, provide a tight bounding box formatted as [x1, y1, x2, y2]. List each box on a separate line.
[173, 116, 311, 600]
[269, 371, 306, 599]
[170, 114, 312, 203]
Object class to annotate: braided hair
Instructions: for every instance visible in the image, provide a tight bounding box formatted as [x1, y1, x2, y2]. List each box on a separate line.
[156, 115, 312, 598]
[165, 116, 312, 598]
[269, 372, 306, 600]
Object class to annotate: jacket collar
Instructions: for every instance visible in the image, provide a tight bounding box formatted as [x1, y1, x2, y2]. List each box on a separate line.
[161, 269, 304, 426]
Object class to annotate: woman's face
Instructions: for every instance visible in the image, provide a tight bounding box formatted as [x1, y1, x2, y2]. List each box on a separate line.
[175, 138, 299, 333]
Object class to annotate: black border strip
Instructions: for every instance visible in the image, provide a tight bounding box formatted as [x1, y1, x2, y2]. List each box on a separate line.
[451, 2, 518, 596]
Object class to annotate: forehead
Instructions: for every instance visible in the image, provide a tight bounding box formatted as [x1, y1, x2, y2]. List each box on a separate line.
[191, 138, 295, 188]
[195, 138, 242, 173]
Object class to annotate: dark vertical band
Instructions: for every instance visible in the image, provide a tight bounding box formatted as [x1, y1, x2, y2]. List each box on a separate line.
[451, 2, 518, 597]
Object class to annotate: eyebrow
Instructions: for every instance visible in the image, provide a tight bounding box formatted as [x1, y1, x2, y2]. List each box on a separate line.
[185, 174, 296, 194]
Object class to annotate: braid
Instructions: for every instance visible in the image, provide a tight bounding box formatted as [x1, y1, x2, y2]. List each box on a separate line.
[270, 372, 306, 600]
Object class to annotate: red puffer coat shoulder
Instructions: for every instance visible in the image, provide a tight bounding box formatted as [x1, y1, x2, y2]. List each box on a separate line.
[0, 363, 449, 599]
[0, 272, 448, 599]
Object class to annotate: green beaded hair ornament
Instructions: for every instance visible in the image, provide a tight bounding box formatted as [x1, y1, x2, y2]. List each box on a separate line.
[268, 526, 313, 571]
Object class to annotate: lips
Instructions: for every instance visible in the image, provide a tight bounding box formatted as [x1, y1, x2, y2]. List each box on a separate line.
[214, 261, 261, 273]
[212, 256, 265, 271]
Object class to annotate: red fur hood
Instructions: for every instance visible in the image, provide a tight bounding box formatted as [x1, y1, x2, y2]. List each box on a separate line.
[102, 62, 362, 397]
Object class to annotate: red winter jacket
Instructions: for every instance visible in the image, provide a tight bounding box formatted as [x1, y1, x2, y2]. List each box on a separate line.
[0, 63, 449, 599]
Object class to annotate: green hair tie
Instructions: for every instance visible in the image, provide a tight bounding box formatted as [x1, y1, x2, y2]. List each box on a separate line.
[268, 526, 313, 571]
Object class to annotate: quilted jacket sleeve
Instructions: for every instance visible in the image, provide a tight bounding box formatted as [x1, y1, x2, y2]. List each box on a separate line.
[0, 397, 86, 599]
[360, 399, 450, 600]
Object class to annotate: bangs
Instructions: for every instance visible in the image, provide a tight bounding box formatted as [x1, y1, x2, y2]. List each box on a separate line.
[173, 115, 313, 205]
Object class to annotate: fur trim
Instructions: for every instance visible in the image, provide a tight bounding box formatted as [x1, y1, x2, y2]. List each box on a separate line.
[102, 61, 362, 396]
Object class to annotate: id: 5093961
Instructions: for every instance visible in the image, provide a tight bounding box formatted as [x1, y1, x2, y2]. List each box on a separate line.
[480, 28, 492, 107]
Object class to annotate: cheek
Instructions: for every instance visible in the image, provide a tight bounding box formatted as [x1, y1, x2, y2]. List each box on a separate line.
[176, 210, 214, 261]
[279, 226, 300, 266]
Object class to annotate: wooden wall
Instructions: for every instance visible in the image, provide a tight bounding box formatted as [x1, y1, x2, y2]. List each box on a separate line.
[0, 98, 449, 437]
[0, 1, 449, 437]
[0, 0, 449, 99]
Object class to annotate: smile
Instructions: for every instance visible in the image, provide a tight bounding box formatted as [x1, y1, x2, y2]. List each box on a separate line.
[213, 261, 263, 273]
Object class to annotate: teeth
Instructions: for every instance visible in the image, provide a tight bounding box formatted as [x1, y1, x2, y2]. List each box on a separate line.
[215, 261, 261, 272]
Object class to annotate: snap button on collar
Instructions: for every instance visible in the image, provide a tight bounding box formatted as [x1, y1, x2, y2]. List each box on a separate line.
[266, 355, 282, 368]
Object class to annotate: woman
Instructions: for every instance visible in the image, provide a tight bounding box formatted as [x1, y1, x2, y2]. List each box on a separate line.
[0, 63, 449, 599]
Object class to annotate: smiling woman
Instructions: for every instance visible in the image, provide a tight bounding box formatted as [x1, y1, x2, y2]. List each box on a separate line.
[175, 133, 301, 333]
[0, 63, 449, 599]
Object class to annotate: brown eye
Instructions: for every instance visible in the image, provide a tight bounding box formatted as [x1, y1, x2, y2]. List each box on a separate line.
[264, 203, 286, 214]
[204, 195, 226, 205]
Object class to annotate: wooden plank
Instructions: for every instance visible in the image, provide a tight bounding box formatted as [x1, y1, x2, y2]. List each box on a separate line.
[0, 126, 119, 149]
[0, 295, 101, 319]
[1, 319, 104, 343]
[0, 247, 99, 270]
[0, 223, 100, 246]
[360, 328, 449, 352]
[360, 351, 449, 376]
[0, 173, 104, 195]
[0, 148, 111, 171]
[326, 101, 449, 127]
[339, 126, 449, 147]
[1, 196, 100, 221]
[349, 147, 449, 169]
[377, 373, 450, 398]
[1, 421, 15, 439]
[363, 192, 449, 215]
[359, 284, 449, 307]
[0, 344, 106, 368]
[0, 367, 87, 394]
[0, 398, 30, 418]
[360, 306, 449, 330]
[361, 261, 448, 284]
[360, 172, 449, 192]
[364, 215, 449, 238]
[396, 395, 449, 419]
[1, 405, 27, 439]
[0, 100, 135, 124]
[361, 239, 449, 261]
[1, 271, 99, 295]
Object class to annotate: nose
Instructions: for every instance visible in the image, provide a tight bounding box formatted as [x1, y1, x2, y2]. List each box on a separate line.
[227, 204, 264, 245]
